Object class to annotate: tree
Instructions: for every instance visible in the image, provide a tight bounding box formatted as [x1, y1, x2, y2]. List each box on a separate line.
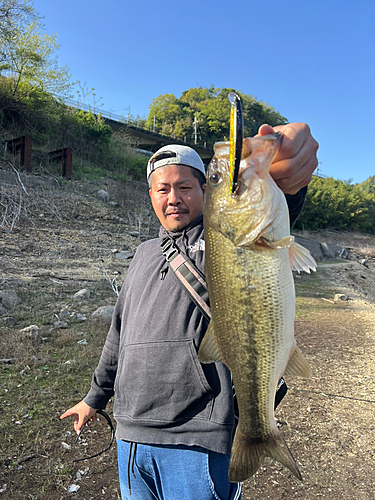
[296, 176, 375, 233]
[0, 0, 72, 99]
[145, 86, 287, 146]
[0, 0, 38, 49]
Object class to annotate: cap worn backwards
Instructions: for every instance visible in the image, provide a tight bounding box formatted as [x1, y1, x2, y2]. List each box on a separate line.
[147, 144, 206, 180]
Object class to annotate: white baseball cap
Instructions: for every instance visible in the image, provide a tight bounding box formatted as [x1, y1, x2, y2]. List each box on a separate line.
[147, 144, 206, 180]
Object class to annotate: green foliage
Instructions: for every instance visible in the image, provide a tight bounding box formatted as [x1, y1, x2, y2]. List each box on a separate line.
[0, 76, 147, 181]
[359, 175, 375, 195]
[145, 86, 287, 146]
[296, 176, 375, 233]
[0, 0, 73, 99]
[0, 2, 149, 184]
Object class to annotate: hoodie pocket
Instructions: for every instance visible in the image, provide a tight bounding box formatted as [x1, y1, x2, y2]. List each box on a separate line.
[114, 339, 214, 424]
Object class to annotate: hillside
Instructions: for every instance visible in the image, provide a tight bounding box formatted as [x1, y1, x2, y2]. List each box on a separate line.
[1, 172, 375, 499]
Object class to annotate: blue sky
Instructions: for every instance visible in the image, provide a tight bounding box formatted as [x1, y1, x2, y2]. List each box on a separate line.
[33, 0, 374, 184]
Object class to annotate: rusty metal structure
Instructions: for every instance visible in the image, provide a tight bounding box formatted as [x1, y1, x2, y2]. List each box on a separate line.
[48, 147, 73, 179]
[6, 135, 33, 172]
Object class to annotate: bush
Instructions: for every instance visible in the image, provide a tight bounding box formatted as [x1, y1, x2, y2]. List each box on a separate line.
[296, 176, 375, 233]
[0, 76, 148, 181]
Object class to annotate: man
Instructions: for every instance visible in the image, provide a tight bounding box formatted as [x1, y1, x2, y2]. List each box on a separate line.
[61, 123, 319, 499]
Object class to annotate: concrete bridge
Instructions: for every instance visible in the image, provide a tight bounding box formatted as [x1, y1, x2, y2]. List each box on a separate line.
[64, 100, 214, 163]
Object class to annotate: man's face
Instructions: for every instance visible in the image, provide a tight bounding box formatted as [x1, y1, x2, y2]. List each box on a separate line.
[149, 164, 206, 232]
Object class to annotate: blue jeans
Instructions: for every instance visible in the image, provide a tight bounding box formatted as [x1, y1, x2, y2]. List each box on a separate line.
[117, 440, 241, 500]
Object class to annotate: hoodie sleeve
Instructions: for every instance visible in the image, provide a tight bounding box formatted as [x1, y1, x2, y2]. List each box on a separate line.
[285, 186, 307, 230]
[83, 284, 126, 410]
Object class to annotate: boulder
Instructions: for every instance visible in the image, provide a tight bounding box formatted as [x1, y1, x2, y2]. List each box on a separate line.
[19, 325, 42, 344]
[334, 293, 349, 302]
[91, 306, 114, 326]
[97, 190, 110, 203]
[0, 291, 22, 309]
[115, 251, 134, 260]
[73, 289, 91, 300]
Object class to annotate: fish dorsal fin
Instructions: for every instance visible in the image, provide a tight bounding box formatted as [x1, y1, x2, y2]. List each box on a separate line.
[289, 242, 317, 274]
[284, 344, 312, 378]
[198, 323, 227, 366]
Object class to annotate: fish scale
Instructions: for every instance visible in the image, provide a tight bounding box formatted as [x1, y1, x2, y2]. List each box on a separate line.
[199, 134, 316, 482]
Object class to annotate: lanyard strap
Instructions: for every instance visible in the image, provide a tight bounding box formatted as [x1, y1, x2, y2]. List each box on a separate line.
[160, 237, 211, 321]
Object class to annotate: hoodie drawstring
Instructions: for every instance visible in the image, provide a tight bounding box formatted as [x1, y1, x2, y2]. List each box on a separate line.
[127, 442, 137, 496]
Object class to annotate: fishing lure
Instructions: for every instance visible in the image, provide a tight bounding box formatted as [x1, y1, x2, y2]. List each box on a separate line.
[228, 92, 244, 194]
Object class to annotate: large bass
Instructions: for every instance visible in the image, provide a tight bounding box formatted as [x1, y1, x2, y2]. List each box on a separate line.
[199, 132, 316, 482]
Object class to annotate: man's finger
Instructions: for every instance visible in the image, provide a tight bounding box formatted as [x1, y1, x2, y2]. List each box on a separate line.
[258, 124, 275, 136]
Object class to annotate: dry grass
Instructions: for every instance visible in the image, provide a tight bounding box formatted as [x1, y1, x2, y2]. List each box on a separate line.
[358, 246, 375, 258]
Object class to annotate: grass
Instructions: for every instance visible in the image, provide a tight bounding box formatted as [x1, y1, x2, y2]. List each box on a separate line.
[0, 318, 117, 498]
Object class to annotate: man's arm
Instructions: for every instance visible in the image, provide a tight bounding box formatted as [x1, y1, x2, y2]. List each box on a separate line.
[285, 187, 307, 229]
[60, 283, 126, 433]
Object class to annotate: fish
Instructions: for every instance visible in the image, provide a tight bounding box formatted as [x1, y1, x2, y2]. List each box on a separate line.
[198, 132, 316, 482]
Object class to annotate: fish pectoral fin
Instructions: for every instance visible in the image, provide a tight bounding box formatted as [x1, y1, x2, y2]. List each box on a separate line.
[197, 323, 227, 365]
[229, 428, 302, 482]
[289, 242, 317, 274]
[254, 236, 294, 249]
[284, 344, 312, 378]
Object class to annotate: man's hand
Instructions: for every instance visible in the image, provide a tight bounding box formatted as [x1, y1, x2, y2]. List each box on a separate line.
[258, 123, 319, 195]
[60, 400, 97, 435]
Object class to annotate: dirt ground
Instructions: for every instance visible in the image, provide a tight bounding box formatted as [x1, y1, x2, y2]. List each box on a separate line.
[1, 179, 375, 499]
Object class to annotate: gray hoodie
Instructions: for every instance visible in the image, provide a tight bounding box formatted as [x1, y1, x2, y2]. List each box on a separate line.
[84, 189, 306, 454]
[85, 216, 235, 454]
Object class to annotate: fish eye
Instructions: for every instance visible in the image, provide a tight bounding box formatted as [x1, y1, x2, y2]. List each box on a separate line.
[209, 171, 221, 185]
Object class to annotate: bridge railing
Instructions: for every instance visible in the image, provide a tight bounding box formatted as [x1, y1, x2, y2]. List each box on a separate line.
[64, 99, 131, 124]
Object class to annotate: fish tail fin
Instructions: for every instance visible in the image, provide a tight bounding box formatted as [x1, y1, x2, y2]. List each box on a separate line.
[229, 428, 265, 482]
[229, 427, 302, 482]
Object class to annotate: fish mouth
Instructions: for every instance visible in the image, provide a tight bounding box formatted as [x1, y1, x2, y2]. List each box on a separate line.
[228, 133, 281, 200]
[209, 133, 282, 200]
[237, 132, 282, 189]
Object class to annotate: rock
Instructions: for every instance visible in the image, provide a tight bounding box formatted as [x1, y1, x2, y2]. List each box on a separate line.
[128, 231, 140, 237]
[0, 291, 22, 309]
[97, 189, 110, 203]
[115, 251, 134, 260]
[19, 325, 42, 344]
[59, 309, 71, 318]
[76, 314, 87, 322]
[2, 317, 16, 327]
[359, 259, 369, 268]
[54, 321, 69, 329]
[68, 484, 80, 493]
[73, 289, 91, 300]
[320, 242, 334, 259]
[334, 293, 349, 302]
[0, 358, 17, 364]
[91, 306, 114, 325]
